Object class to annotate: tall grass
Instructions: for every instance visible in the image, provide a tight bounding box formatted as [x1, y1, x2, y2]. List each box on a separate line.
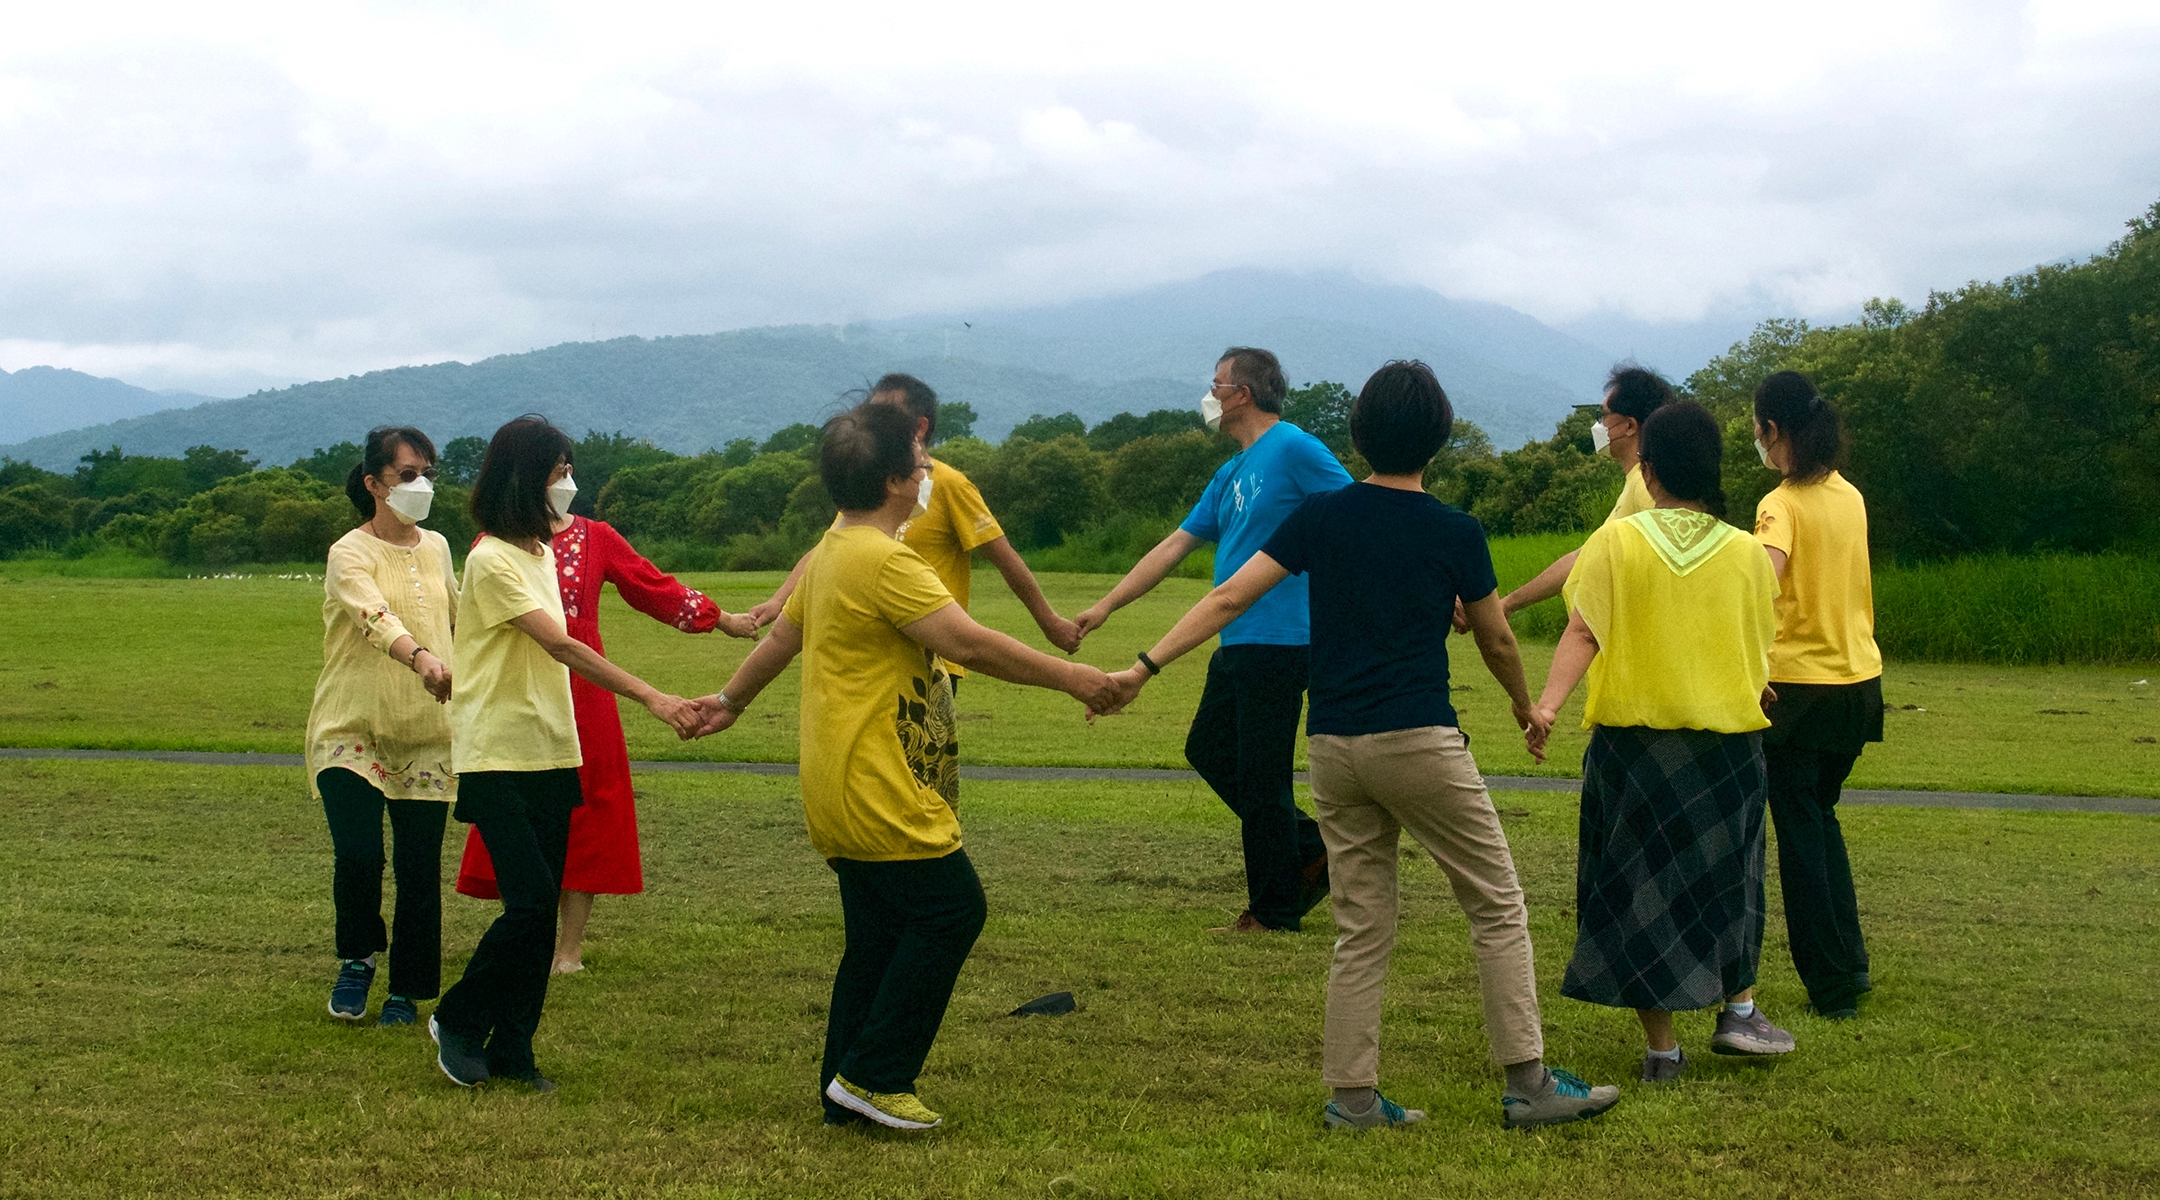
[1873, 552, 2160, 665]
[1020, 511, 1215, 579]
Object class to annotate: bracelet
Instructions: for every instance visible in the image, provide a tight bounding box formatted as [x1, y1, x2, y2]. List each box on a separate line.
[408, 647, 429, 672]
[1136, 651, 1162, 676]
[714, 690, 742, 713]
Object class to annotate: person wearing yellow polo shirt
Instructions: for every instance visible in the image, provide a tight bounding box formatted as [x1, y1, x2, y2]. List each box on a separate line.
[691, 402, 1114, 1131]
[1494, 364, 1673, 619]
[1750, 371, 1883, 1021]
[748, 373, 1082, 674]
[1532, 401, 1797, 1085]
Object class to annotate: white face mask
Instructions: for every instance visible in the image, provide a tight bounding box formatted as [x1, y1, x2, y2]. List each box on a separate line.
[384, 478, 434, 524]
[547, 475, 578, 519]
[1590, 417, 1612, 456]
[911, 473, 933, 519]
[1201, 389, 1224, 433]
[1755, 437, 1774, 468]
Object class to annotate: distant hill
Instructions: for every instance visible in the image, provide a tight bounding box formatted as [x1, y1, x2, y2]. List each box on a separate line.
[0, 270, 1613, 470]
[0, 366, 218, 446]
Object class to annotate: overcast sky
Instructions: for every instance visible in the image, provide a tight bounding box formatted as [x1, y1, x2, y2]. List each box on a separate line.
[2, 1, 2157, 396]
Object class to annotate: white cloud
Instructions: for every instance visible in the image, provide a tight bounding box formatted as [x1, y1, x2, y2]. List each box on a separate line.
[0, 0, 2156, 392]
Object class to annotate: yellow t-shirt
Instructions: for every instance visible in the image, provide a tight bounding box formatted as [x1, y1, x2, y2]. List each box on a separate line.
[1564, 509, 1778, 734]
[783, 524, 962, 861]
[305, 527, 458, 801]
[1606, 463, 1655, 524]
[449, 535, 581, 774]
[1753, 472, 1883, 685]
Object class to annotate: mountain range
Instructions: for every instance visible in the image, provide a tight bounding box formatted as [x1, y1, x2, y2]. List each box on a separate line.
[0, 270, 1637, 471]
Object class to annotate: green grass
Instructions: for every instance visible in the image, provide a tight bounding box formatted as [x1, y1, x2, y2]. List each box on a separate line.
[1873, 553, 2160, 665]
[4, 570, 2157, 797]
[2, 758, 2155, 1198]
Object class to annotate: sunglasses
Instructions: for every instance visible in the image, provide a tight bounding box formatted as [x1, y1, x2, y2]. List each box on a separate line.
[386, 466, 440, 485]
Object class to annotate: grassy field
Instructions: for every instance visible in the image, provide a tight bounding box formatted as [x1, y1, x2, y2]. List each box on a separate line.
[2, 759, 2155, 1198]
[4, 570, 2157, 797]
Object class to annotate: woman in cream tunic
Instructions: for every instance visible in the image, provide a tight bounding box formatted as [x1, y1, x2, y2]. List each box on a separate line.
[305, 426, 457, 1028]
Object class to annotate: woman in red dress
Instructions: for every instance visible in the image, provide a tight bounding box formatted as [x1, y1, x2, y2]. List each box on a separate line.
[456, 506, 756, 972]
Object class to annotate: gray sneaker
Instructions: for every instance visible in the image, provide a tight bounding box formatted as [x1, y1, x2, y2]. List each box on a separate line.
[1502, 1068, 1620, 1128]
[1711, 1006, 1796, 1056]
[1322, 1092, 1426, 1131]
[1640, 1048, 1687, 1082]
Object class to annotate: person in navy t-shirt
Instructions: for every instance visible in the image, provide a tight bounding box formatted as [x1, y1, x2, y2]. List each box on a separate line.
[1073, 346, 1354, 932]
[1091, 360, 1620, 1131]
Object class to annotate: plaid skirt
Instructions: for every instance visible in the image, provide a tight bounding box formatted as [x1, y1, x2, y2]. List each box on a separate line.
[1561, 726, 1768, 1011]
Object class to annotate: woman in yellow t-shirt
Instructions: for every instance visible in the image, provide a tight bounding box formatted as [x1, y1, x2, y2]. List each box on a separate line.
[306, 426, 457, 1027]
[1750, 371, 1883, 1020]
[1534, 402, 1796, 1085]
[691, 402, 1113, 1131]
[429, 416, 701, 1092]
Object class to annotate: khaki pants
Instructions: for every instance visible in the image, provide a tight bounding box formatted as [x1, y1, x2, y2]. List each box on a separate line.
[1310, 726, 1543, 1085]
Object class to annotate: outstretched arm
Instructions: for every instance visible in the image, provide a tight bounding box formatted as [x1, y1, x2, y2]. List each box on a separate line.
[1093, 551, 1290, 716]
[692, 615, 805, 734]
[900, 604, 1112, 707]
[977, 535, 1080, 652]
[508, 608, 700, 737]
[1501, 549, 1579, 617]
[1460, 591, 1549, 762]
[1073, 527, 1204, 641]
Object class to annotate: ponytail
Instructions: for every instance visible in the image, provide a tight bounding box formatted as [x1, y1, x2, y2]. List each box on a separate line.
[1753, 371, 1842, 481]
[344, 426, 440, 518]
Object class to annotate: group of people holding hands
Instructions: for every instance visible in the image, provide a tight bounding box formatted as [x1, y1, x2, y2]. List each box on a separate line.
[305, 346, 1883, 1133]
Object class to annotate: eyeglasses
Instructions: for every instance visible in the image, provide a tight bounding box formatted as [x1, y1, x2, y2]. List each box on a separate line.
[1208, 380, 1247, 393]
[387, 466, 440, 484]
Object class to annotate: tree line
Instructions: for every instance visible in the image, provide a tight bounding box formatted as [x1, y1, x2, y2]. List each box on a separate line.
[3, 197, 2154, 569]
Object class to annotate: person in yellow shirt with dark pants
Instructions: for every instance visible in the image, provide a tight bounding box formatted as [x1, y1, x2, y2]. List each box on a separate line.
[1750, 371, 1883, 1021]
[694, 402, 1114, 1131]
[748, 373, 1083, 670]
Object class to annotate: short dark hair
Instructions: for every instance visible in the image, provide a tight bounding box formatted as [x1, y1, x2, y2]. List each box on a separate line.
[470, 415, 574, 542]
[1218, 347, 1286, 414]
[1638, 401, 1727, 516]
[1351, 360, 1453, 476]
[821, 402, 920, 511]
[870, 372, 939, 440]
[1753, 370, 1843, 481]
[343, 426, 436, 518]
[1604, 362, 1675, 425]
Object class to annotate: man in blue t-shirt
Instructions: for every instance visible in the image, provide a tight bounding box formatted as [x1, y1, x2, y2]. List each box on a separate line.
[1091, 360, 1619, 1132]
[1073, 346, 1353, 932]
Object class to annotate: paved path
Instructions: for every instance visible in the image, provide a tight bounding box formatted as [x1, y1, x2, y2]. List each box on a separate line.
[5, 746, 2156, 815]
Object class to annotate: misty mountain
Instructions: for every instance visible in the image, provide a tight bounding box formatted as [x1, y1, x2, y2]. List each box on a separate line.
[0, 366, 218, 446]
[0, 270, 1615, 471]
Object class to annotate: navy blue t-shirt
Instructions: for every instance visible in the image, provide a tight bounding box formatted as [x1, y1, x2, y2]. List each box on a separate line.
[1260, 482, 1500, 737]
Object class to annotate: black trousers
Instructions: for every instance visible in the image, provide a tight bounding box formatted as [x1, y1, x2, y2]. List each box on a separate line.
[820, 850, 987, 1120]
[1185, 644, 1323, 930]
[1765, 745, 1870, 1011]
[435, 768, 580, 1076]
[319, 769, 447, 999]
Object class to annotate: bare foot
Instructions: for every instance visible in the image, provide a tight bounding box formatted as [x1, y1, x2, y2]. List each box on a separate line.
[551, 959, 584, 976]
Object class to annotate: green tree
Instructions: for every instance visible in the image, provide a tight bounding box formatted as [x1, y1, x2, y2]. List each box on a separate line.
[289, 442, 364, 486]
[570, 430, 678, 518]
[933, 401, 978, 444]
[1282, 381, 1354, 457]
[975, 434, 1107, 548]
[1085, 408, 1203, 453]
[438, 436, 487, 486]
[1107, 431, 1234, 517]
[761, 424, 821, 455]
[1006, 412, 1087, 443]
[182, 445, 257, 493]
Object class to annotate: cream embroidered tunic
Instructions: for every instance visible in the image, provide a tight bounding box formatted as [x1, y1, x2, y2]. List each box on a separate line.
[305, 526, 459, 800]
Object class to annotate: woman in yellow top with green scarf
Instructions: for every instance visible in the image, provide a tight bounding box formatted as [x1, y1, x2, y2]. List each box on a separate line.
[1751, 371, 1883, 1020]
[1533, 402, 1796, 1085]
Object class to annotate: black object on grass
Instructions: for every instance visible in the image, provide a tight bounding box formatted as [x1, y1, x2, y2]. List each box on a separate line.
[1010, 991, 1076, 1017]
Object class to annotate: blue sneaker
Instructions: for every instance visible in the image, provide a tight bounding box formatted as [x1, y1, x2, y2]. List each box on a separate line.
[378, 996, 419, 1027]
[328, 960, 374, 1021]
[430, 1015, 489, 1088]
[1323, 1091, 1426, 1131]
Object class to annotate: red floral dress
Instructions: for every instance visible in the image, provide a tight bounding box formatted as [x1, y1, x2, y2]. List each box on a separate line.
[455, 517, 717, 897]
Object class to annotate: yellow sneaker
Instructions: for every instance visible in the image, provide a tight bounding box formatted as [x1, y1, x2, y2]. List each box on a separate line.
[825, 1075, 944, 1130]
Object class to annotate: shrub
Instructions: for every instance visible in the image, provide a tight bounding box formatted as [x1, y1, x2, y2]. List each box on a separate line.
[975, 434, 1106, 549]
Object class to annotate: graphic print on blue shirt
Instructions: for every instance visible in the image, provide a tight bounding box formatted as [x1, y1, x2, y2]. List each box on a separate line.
[1179, 421, 1354, 646]
[1261, 483, 1500, 737]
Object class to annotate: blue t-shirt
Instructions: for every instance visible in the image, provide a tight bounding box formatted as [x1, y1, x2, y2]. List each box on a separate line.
[1180, 421, 1354, 646]
[1260, 483, 1499, 736]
